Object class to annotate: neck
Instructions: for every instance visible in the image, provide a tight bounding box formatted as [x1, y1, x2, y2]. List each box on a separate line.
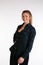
[23, 22, 30, 27]
[24, 22, 30, 25]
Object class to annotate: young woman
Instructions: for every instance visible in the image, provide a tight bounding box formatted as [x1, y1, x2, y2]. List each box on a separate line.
[9, 10, 36, 65]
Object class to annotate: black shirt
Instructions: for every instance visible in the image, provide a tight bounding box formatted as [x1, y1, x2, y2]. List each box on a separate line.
[9, 23, 36, 59]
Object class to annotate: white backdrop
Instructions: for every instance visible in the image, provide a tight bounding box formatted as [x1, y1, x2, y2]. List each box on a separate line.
[0, 0, 43, 65]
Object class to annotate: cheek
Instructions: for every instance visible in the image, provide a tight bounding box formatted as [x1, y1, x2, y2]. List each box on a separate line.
[26, 17, 29, 20]
[22, 16, 30, 21]
[22, 17, 26, 20]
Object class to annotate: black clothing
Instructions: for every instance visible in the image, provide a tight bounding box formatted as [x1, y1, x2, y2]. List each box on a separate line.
[10, 52, 29, 65]
[9, 23, 36, 65]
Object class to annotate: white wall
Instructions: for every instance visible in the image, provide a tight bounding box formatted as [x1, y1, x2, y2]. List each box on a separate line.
[0, 0, 43, 65]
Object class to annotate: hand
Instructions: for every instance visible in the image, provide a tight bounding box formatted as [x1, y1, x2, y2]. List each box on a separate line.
[17, 57, 25, 64]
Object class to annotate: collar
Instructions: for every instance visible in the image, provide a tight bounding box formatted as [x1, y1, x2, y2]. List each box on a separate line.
[22, 22, 31, 29]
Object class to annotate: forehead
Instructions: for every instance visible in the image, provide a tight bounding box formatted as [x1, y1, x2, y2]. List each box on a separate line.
[22, 12, 30, 16]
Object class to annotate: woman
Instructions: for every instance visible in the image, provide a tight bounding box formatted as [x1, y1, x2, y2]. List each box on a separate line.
[9, 10, 36, 65]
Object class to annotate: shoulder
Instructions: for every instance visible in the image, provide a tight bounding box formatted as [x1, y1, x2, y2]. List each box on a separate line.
[17, 23, 24, 29]
[18, 25, 21, 28]
[17, 24, 21, 30]
[30, 24, 36, 35]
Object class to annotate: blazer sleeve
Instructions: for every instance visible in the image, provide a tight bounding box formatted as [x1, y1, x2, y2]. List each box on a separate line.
[21, 27, 36, 59]
[13, 30, 17, 43]
[13, 26, 19, 43]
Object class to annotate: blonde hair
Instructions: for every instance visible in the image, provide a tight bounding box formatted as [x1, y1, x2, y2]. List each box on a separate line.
[22, 10, 32, 25]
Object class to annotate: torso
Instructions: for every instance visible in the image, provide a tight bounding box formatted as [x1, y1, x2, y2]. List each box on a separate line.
[18, 26, 24, 32]
[18, 23, 29, 32]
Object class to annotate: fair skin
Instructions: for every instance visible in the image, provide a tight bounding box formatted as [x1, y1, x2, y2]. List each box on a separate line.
[17, 12, 30, 64]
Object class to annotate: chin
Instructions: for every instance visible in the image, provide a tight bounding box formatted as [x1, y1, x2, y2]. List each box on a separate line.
[24, 21, 28, 23]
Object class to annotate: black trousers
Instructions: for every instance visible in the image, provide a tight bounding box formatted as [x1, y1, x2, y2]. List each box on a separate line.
[10, 52, 29, 65]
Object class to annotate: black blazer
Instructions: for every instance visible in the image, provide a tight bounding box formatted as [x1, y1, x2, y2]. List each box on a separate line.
[9, 23, 36, 59]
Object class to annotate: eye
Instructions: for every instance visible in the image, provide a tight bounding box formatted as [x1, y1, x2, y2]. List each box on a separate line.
[22, 15, 25, 18]
[25, 15, 28, 17]
[23, 16, 24, 17]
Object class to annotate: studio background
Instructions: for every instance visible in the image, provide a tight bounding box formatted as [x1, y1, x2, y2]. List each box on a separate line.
[0, 0, 43, 65]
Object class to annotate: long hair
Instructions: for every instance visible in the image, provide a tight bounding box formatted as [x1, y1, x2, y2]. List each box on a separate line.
[22, 10, 32, 25]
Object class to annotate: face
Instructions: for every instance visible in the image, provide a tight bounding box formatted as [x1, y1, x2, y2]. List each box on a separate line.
[22, 12, 30, 23]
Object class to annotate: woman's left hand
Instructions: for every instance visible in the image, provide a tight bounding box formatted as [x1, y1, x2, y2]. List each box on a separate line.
[17, 57, 25, 64]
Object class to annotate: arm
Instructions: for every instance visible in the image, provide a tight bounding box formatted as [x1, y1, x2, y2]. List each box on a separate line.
[13, 25, 20, 43]
[13, 26, 18, 43]
[13, 31, 17, 43]
[21, 28, 36, 59]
